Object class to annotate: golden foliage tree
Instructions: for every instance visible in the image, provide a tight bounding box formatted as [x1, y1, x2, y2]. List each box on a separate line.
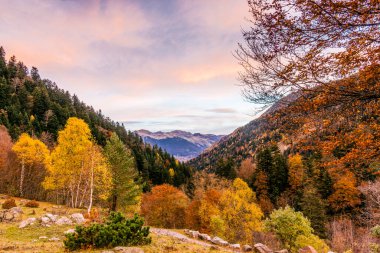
[288, 154, 305, 191]
[141, 184, 189, 228]
[12, 133, 49, 196]
[43, 117, 111, 208]
[218, 178, 263, 243]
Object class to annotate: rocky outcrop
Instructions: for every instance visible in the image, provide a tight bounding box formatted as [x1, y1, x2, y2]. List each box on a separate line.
[64, 228, 76, 234]
[19, 212, 87, 228]
[243, 244, 253, 252]
[0, 207, 23, 222]
[211, 236, 229, 246]
[19, 217, 37, 228]
[55, 216, 73, 225]
[70, 213, 85, 224]
[299, 246, 317, 253]
[230, 243, 241, 249]
[113, 246, 144, 253]
[198, 233, 211, 241]
[254, 243, 273, 253]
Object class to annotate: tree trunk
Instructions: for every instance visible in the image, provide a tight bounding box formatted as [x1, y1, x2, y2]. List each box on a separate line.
[87, 150, 95, 214]
[111, 194, 117, 211]
[19, 158, 25, 197]
[75, 161, 84, 208]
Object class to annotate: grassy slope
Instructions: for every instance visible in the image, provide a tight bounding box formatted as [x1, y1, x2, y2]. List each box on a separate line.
[0, 196, 230, 253]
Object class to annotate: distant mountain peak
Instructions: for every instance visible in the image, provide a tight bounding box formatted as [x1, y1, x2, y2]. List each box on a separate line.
[135, 129, 224, 161]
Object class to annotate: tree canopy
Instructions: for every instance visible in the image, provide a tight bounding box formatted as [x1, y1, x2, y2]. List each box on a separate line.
[236, 0, 380, 106]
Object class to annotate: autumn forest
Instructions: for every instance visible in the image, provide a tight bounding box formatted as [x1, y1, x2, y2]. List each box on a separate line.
[0, 0, 379, 253]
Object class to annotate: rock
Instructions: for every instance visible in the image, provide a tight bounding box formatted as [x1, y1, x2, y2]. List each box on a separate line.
[70, 213, 85, 224]
[102, 251, 115, 253]
[254, 243, 273, 253]
[230, 243, 241, 249]
[0, 207, 23, 222]
[189, 230, 200, 239]
[243, 245, 253, 252]
[113, 247, 144, 253]
[211, 236, 229, 246]
[64, 228, 76, 234]
[49, 237, 60, 241]
[39, 236, 48, 240]
[45, 213, 58, 222]
[19, 217, 37, 228]
[299, 246, 317, 253]
[275, 250, 288, 253]
[41, 216, 51, 225]
[10, 207, 23, 214]
[198, 233, 211, 241]
[55, 216, 73, 225]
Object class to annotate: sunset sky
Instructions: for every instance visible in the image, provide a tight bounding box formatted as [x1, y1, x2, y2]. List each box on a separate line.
[0, 0, 256, 134]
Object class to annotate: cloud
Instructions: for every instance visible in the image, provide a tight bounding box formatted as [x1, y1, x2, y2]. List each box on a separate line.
[0, 0, 254, 134]
[206, 108, 237, 114]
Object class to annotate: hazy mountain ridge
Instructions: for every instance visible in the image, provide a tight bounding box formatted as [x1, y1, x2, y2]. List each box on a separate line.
[136, 130, 224, 161]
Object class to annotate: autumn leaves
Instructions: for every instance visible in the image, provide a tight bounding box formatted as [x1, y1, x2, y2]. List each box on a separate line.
[11, 117, 140, 212]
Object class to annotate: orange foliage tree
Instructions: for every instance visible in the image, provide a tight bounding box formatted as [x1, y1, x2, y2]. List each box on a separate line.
[236, 0, 380, 105]
[0, 125, 12, 170]
[288, 154, 305, 191]
[141, 184, 189, 228]
[328, 172, 361, 213]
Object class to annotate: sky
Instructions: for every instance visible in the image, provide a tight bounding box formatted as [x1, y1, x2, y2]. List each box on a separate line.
[0, 0, 257, 135]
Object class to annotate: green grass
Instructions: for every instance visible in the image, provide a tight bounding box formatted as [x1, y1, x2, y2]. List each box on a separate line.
[0, 196, 231, 253]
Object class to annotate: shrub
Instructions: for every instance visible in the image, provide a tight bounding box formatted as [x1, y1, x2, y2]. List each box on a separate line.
[265, 206, 329, 252]
[2, 198, 16, 209]
[371, 225, 380, 238]
[84, 208, 100, 222]
[64, 212, 151, 251]
[25, 200, 39, 208]
[141, 184, 189, 228]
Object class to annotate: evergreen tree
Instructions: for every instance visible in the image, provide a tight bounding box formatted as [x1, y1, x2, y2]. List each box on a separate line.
[104, 133, 141, 211]
[300, 185, 328, 238]
[215, 158, 237, 180]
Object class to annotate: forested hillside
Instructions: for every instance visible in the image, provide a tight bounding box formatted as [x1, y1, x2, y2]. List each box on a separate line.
[0, 47, 192, 193]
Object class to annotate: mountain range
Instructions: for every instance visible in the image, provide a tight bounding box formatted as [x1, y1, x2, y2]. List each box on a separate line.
[135, 129, 224, 161]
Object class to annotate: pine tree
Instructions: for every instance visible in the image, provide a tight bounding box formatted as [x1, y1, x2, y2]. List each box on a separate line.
[104, 133, 141, 211]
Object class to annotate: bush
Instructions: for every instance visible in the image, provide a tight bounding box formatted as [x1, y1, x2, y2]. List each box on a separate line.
[371, 225, 380, 238]
[141, 184, 189, 228]
[84, 208, 100, 222]
[25, 200, 39, 208]
[64, 212, 151, 251]
[265, 206, 329, 252]
[2, 198, 16, 209]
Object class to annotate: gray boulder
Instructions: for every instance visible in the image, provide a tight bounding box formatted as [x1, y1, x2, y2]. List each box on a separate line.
[243, 244, 253, 252]
[70, 213, 85, 224]
[299, 246, 317, 253]
[254, 243, 273, 253]
[45, 213, 58, 222]
[211, 236, 229, 246]
[230, 243, 241, 249]
[198, 233, 211, 241]
[113, 247, 144, 253]
[19, 217, 37, 228]
[10, 207, 23, 214]
[64, 228, 76, 234]
[41, 216, 51, 225]
[55, 216, 73, 225]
